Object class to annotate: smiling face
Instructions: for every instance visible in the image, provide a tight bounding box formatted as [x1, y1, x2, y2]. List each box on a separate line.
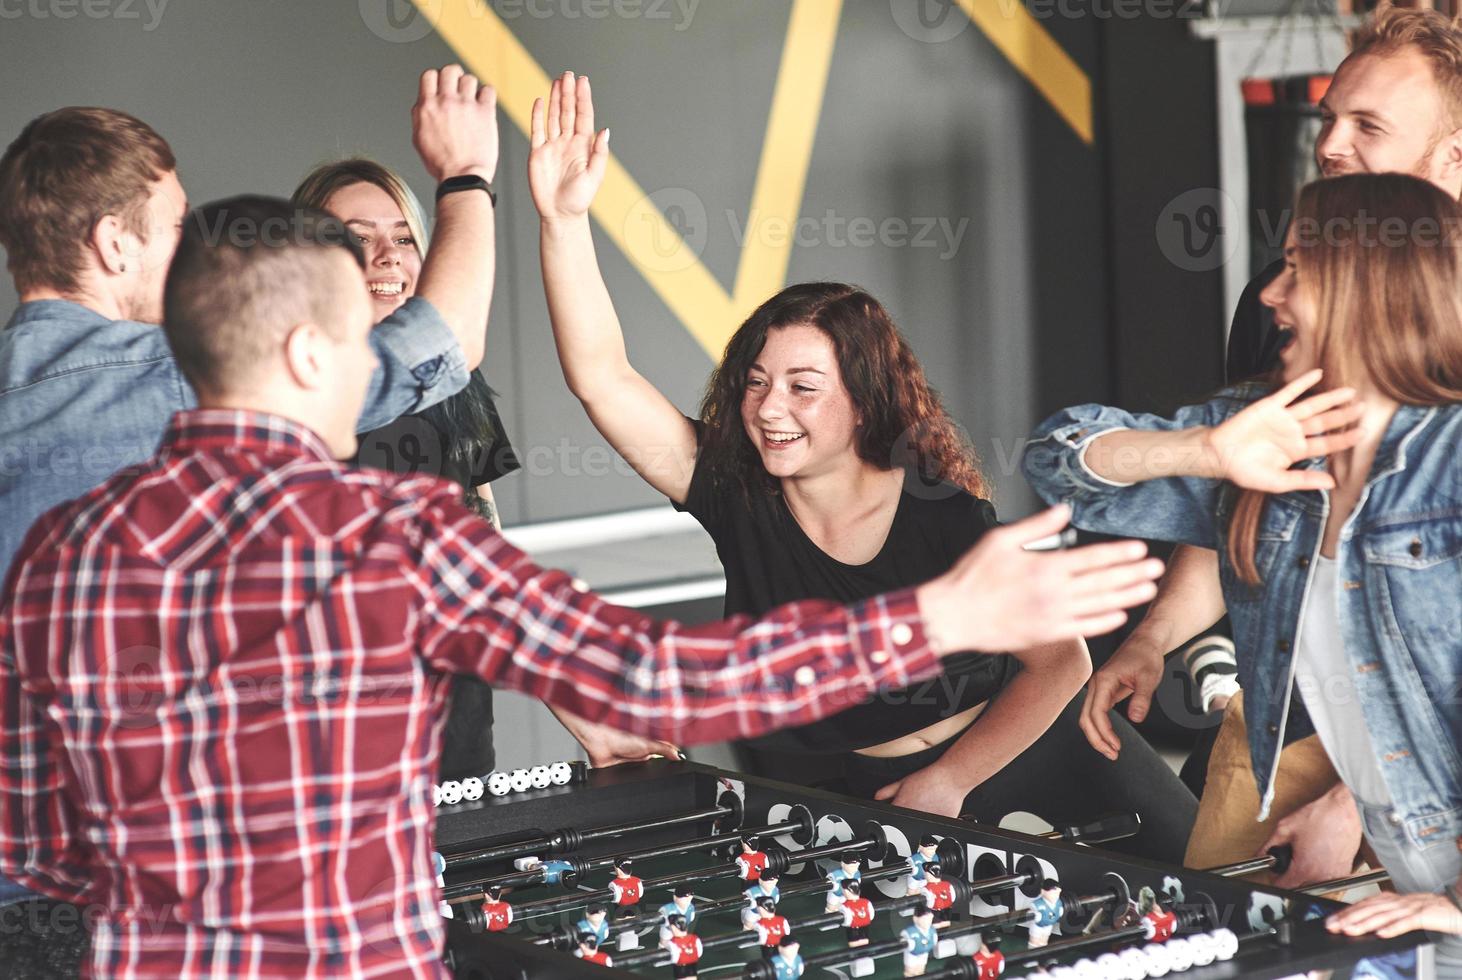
[739, 323, 861, 481]
[1317, 48, 1458, 190]
[1259, 227, 1321, 382]
[323, 180, 422, 316]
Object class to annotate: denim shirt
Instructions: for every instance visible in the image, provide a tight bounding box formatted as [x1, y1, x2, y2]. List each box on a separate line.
[1022, 386, 1462, 847]
[0, 296, 467, 905]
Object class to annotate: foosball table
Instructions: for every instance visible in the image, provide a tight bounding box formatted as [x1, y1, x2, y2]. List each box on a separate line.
[434, 760, 1430, 979]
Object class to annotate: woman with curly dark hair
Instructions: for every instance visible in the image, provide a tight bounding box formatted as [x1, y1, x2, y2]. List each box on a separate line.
[526, 73, 1193, 859]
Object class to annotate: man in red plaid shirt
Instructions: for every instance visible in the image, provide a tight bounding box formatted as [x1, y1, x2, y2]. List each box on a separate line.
[0, 194, 1161, 977]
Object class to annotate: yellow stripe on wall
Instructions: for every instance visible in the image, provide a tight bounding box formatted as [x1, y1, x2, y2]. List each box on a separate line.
[953, 0, 1093, 144]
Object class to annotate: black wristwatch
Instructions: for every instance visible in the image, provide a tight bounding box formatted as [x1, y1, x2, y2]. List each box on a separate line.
[436, 174, 496, 207]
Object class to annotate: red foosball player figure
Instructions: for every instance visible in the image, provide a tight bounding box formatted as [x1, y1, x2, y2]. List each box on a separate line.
[575, 931, 613, 967]
[1144, 902, 1177, 943]
[840, 879, 875, 948]
[664, 914, 703, 979]
[972, 935, 1005, 979]
[736, 835, 769, 882]
[924, 863, 957, 928]
[481, 885, 513, 932]
[754, 897, 792, 959]
[608, 857, 643, 914]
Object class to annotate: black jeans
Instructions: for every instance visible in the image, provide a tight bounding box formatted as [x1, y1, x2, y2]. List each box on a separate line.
[439, 675, 496, 781]
[835, 693, 1196, 864]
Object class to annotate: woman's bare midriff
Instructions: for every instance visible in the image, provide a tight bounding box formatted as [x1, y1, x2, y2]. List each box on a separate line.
[852, 701, 987, 758]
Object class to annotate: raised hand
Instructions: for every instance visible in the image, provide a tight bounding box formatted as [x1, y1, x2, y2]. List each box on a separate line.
[1206, 369, 1363, 493]
[917, 505, 1165, 654]
[529, 71, 610, 222]
[413, 64, 499, 183]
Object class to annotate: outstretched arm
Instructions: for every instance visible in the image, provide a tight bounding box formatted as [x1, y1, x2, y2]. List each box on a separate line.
[529, 72, 698, 503]
[1023, 371, 1363, 547]
[415, 503, 1163, 745]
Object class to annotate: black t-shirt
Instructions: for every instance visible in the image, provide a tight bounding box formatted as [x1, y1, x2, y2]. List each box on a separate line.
[675, 451, 1018, 753]
[355, 371, 520, 490]
[1225, 258, 1285, 383]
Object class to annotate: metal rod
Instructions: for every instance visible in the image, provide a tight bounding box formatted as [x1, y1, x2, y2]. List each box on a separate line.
[1204, 855, 1278, 878]
[1300, 867, 1391, 895]
[441, 802, 732, 871]
[443, 816, 798, 903]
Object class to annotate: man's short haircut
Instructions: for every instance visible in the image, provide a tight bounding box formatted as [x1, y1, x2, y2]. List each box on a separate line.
[1349, 5, 1462, 128]
[0, 107, 176, 294]
[163, 196, 365, 396]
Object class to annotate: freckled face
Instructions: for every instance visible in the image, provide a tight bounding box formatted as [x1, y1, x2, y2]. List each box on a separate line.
[739, 324, 861, 480]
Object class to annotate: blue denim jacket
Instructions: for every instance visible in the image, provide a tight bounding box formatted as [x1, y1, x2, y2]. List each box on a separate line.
[1022, 386, 1462, 847]
[0, 296, 468, 904]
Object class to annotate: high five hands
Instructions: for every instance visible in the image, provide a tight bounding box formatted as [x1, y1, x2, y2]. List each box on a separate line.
[529, 71, 610, 222]
[1205, 369, 1364, 492]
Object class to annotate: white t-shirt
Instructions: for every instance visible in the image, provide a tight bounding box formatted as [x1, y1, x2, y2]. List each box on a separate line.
[1292, 556, 1392, 808]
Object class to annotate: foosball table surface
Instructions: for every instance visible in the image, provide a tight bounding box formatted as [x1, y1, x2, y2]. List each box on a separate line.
[436, 760, 1428, 979]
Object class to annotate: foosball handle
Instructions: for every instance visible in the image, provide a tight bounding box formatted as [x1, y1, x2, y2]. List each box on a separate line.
[1267, 844, 1294, 876]
[1050, 811, 1142, 846]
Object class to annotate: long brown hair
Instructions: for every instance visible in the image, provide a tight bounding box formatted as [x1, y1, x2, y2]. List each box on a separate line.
[1229, 173, 1462, 583]
[698, 282, 990, 501]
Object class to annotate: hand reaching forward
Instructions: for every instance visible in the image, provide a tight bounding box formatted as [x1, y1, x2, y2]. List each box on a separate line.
[1206, 369, 1363, 493]
[1080, 628, 1166, 760]
[529, 71, 610, 222]
[916, 505, 1164, 654]
[549, 704, 679, 769]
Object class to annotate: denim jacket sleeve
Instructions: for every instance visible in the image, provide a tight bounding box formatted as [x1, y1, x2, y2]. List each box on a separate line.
[357, 296, 471, 434]
[1020, 388, 1262, 550]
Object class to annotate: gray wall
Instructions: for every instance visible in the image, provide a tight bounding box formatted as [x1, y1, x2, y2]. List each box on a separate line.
[0, 0, 1126, 526]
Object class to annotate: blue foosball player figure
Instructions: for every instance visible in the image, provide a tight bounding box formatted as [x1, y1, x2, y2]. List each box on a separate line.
[658, 885, 698, 944]
[901, 903, 939, 976]
[577, 904, 610, 946]
[825, 851, 863, 913]
[770, 936, 804, 979]
[741, 872, 782, 928]
[906, 835, 940, 897]
[1028, 880, 1064, 949]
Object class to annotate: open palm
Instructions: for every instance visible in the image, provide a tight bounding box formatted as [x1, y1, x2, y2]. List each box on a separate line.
[1209, 369, 1363, 493]
[529, 71, 609, 221]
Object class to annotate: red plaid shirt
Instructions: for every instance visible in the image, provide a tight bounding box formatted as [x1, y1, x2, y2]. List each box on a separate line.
[0, 410, 940, 979]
